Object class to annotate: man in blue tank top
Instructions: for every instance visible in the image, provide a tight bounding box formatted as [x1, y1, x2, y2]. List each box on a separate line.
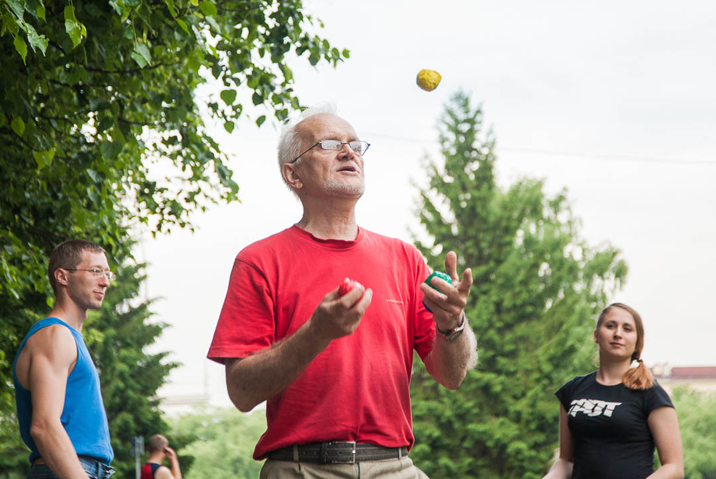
[13, 239, 115, 479]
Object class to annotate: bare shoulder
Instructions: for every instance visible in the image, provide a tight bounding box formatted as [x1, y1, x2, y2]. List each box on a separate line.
[27, 324, 77, 358]
[15, 324, 78, 389]
[154, 466, 174, 479]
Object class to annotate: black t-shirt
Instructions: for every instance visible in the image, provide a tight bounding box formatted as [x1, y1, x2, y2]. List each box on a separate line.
[555, 372, 674, 479]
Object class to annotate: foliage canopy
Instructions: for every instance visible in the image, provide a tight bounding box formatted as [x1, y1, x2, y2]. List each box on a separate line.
[1, 0, 346, 474]
[0, 0, 346, 430]
[671, 388, 716, 479]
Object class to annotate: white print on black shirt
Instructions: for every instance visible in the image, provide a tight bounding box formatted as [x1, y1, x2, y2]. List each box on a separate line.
[568, 399, 623, 418]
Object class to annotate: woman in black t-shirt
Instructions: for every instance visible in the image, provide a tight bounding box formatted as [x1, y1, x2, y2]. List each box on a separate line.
[541, 303, 683, 479]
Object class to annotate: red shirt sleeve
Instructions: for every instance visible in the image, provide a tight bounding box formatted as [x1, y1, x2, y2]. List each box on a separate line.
[207, 258, 276, 363]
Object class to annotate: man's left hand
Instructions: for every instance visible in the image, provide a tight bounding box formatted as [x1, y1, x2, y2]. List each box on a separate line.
[420, 251, 472, 333]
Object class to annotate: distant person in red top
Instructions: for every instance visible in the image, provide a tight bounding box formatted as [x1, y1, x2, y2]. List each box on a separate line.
[141, 435, 182, 479]
[207, 106, 478, 478]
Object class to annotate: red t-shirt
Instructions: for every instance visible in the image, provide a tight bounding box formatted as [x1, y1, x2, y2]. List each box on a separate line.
[207, 226, 436, 459]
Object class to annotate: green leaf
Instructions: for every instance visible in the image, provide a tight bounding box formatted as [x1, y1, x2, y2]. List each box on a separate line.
[13, 35, 27, 63]
[187, 51, 201, 72]
[255, 115, 266, 127]
[130, 52, 148, 68]
[220, 89, 237, 105]
[176, 18, 188, 34]
[11, 116, 25, 136]
[132, 43, 151, 67]
[164, 0, 177, 17]
[189, 0, 198, 5]
[25, 23, 48, 54]
[5, 0, 25, 21]
[199, 1, 217, 17]
[108, 0, 123, 15]
[33, 149, 54, 169]
[205, 14, 220, 32]
[64, 6, 85, 48]
[86, 169, 102, 183]
[223, 121, 234, 133]
[252, 92, 263, 106]
[281, 64, 293, 82]
[36, 3, 45, 21]
[100, 141, 123, 159]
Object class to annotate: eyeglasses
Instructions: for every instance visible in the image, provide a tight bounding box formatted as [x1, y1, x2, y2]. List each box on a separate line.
[66, 268, 116, 281]
[290, 140, 371, 163]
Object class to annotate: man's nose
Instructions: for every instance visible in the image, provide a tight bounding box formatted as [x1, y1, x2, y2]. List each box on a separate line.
[337, 143, 357, 159]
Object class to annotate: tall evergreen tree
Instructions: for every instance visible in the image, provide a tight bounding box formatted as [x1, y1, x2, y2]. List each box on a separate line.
[85, 261, 178, 479]
[410, 92, 628, 479]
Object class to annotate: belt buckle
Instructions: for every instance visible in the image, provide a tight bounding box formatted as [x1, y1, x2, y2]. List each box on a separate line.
[325, 441, 356, 464]
[348, 441, 356, 464]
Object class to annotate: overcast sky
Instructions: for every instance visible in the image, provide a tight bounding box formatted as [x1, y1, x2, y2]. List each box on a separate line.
[139, 0, 716, 408]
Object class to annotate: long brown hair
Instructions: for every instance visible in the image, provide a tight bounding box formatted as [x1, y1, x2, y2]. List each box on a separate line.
[596, 302, 654, 390]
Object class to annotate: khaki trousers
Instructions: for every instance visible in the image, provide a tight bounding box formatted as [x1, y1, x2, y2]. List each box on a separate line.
[259, 457, 430, 479]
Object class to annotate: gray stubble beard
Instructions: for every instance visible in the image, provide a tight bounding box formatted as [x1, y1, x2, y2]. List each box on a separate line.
[324, 174, 365, 198]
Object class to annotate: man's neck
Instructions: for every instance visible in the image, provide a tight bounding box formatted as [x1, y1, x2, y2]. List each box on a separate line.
[296, 199, 359, 241]
[147, 452, 166, 464]
[48, 300, 88, 332]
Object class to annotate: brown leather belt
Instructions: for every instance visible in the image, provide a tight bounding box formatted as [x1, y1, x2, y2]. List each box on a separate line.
[267, 442, 408, 464]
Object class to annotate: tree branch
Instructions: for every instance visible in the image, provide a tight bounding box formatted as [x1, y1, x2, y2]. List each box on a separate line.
[85, 63, 168, 75]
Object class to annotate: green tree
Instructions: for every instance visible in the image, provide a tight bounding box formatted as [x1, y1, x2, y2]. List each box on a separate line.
[409, 91, 628, 479]
[85, 261, 178, 478]
[170, 406, 267, 479]
[0, 402, 27, 479]
[0, 0, 346, 463]
[671, 388, 716, 479]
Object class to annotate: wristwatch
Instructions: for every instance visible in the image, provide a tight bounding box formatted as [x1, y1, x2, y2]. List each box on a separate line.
[437, 313, 466, 342]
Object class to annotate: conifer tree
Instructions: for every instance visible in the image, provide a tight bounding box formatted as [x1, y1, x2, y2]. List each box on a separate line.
[85, 261, 178, 479]
[410, 92, 628, 479]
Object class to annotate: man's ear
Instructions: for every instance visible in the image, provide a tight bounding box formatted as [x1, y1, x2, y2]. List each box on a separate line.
[282, 163, 303, 190]
[54, 268, 69, 287]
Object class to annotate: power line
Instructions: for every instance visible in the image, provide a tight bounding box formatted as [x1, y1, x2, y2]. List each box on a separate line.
[363, 131, 716, 167]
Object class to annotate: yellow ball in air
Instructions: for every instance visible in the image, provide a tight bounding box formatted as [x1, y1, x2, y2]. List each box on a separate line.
[416, 69, 441, 91]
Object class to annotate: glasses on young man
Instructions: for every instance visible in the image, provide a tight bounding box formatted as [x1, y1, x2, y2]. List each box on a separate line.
[290, 140, 371, 164]
[66, 268, 117, 281]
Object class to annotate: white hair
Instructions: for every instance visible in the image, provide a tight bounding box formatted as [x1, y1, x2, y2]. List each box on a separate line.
[277, 103, 338, 169]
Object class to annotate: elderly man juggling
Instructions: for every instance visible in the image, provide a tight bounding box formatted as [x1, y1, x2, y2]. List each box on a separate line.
[208, 106, 477, 479]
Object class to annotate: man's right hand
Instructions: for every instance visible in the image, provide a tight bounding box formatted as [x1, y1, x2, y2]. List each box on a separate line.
[164, 447, 178, 462]
[225, 284, 372, 412]
[161, 447, 182, 479]
[309, 283, 372, 345]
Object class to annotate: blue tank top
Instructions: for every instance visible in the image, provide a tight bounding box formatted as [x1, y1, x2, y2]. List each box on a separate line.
[13, 318, 114, 465]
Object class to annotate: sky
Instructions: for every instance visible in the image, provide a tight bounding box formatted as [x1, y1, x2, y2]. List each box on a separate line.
[138, 0, 716, 409]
